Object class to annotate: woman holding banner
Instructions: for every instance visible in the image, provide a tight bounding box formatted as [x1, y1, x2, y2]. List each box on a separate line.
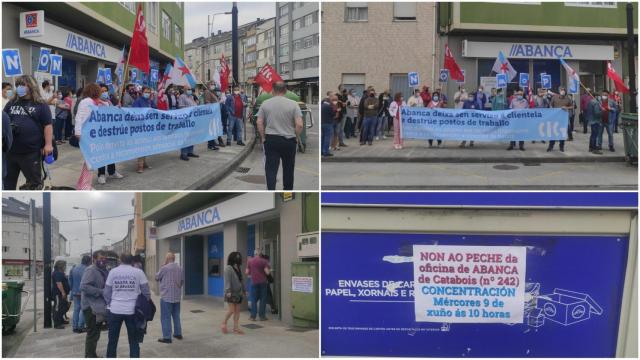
[133, 86, 156, 173]
[388, 92, 405, 150]
[426, 91, 444, 148]
[95, 84, 124, 184]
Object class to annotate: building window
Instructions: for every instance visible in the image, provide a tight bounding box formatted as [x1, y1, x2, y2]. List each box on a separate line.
[174, 24, 182, 48]
[245, 52, 257, 62]
[225, 42, 231, 53]
[293, 18, 302, 30]
[280, 24, 289, 37]
[345, 2, 368, 22]
[293, 2, 305, 9]
[279, 4, 289, 16]
[280, 42, 289, 56]
[564, 2, 616, 8]
[215, 44, 223, 54]
[162, 11, 171, 40]
[23, 233, 28, 240]
[394, 2, 417, 21]
[146, 2, 158, 33]
[246, 36, 256, 46]
[23, 248, 29, 254]
[280, 62, 290, 74]
[119, 2, 136, 14]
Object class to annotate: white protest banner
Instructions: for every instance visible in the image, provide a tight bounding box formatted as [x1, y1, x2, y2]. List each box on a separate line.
[413, 245, 526, 324]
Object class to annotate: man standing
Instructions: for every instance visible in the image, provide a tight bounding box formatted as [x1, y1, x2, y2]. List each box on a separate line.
[256, 81, 303, 190]
[69, 255, 91, 333]
[361, 87, 379, 146]
[246, 251, 271, 321]
[52, 260, 70, 329]
[321, 94, 337, 157]
[507, 90, 529, 151]
[596, 90, 619, 152]
[104, 254, 151, 358]
[204, 81, 224, 150]
[580, 89, 592, 134]
[547, 86, 573, 152]
[178, 85, 200, 161]
[122, 84, 137, 108]
[225, 86, 246, 146]
[80, 250, 108, 358]
[156, 252, 184, 344]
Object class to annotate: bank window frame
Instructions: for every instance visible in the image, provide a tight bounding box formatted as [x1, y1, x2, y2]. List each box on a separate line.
[345, 2, 368, 22]
[564, 2, 617, 8]
[162, 11, 172, 41]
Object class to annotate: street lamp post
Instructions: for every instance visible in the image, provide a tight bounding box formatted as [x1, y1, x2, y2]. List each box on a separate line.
[207, 11, 232, 83]
[626, 2, 637, 113]
[73, 207, 105, 256]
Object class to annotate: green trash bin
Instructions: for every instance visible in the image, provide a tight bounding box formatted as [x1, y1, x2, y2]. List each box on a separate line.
[2, 281, 26, 334]
[620, 112, 638, 165]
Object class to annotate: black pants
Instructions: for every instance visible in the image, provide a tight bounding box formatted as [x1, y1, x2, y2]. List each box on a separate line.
[547, 140, 565, 150]
[509, 141, 525, 149]
[580, 113, 588, 133]
[4, 151, 42, 190]
[53, 295, 67, 327]
[568, 115, 575, 139]
[64, 114, 74, 139]
[264, 135, 296, 190]
[83, 309, 101, 358]
[98, 164, 116, 176]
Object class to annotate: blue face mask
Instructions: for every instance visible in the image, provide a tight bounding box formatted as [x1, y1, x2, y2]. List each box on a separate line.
[433, 96, 439, 102]
[100, 92, 109, 100]
[186, 90, 192, 95]
[5, 90, 13, 98]
[16, 85, 28, 98]
[517, 95, 523, 100]
[143, 93, 150, 99]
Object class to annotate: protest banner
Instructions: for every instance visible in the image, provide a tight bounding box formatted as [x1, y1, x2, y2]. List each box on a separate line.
[400, 107, 568, 142]
[37, 47, 51, 72]
[79, 103, 223, 169]
[413, 245, 526, 324]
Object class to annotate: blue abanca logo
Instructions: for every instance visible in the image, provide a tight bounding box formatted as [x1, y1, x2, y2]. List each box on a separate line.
[66, 33, 106, 58]
[177, 207, 221, 233]
[509, 44, 573, 58]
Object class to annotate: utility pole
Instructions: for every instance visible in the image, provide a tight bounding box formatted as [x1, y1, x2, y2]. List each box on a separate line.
[43, 193, 52, 329]
[626, 2, 637, 113]
[232, 2, 239, 86]
[29, 199, 36, 332]
[89, 209, 94, 256]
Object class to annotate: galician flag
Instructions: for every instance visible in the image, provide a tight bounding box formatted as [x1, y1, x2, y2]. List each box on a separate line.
[492, 51, 517, 81]
[167, 56, 196, 89]
[559, 57, 580, 94]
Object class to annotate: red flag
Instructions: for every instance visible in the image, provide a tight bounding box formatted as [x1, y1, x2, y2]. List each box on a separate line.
[607, 61, 629, 94]
[128, 4, 150, 74]
[220, 53, 230, 92]
[254, 63, 283, 92]
[444, 44, 465, 82]
[528, 82, 534, 108]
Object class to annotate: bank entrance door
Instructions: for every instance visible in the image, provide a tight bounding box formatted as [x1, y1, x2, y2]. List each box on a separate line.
[185, 235, 204, 295]
[262, 236, 280, 319]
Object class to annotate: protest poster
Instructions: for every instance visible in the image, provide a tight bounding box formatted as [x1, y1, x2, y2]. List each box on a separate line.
[400, 107, 568, 142]
[2, 49, 23, 77]
[79, 103, 223, 169]
[412, 245, 526, 323]
[37, 47, 51, 72]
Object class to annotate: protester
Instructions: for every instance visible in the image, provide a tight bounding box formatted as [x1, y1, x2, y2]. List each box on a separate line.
[361, 87, 379, 146]
[2, 82, 13, 109]
[580, 88, 592, 134]
[177, 85, 200, 161]
[204, 81, 222, 150]
[435, 87, 447, 107]
[224, 85, 246, 146]
[376, 90, 391, 140]
[596, 90, 618, 153]
[222, 251, 246, 335]
[156, 252, 184, 343]
[334, 88, 348, 147]
[453, 86, 467, 109]
[216, 88, 230, 147]
[2, 111, 13, 189]
[52, 260, 70, 329]
[568, 93, 577, 140]
[426, 91, 444, 148]
[346, 89, 359, 138]
[246, 251, 271, 321]
[131, 86, 157, 172]
[459, 91, 481, 148]
[507, 90, 529, 151]
[256, 81, 303, 190]
[407, 89, 423, 107]
[42, 80, 57, 123]
[122, 84, 137, 107]
[388, 92, 406, 150]
[104, 254, 151, 358]
[74, 83, 109, 190]
[81, 250, 108, 358]
[63, 89, 75, 141]
[420, 86, 431, 106]
[165, 85, 179, 110]
[70, 255, 91, 333]
[546, 87, 573, 152]
[612, 90, 622, 133]
[357, 89, 367, 140]
[491, 88, 508, 110]
[321, 94, 337, 157]
[94, 84, 125, 183]
[53, 90, 69, 144]
[3, 75, 54, 190]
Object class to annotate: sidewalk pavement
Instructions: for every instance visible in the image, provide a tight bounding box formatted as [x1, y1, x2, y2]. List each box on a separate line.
[12, 293, 318, 358]
[16, 128, 256, 190]
[322, 128, 627, 163]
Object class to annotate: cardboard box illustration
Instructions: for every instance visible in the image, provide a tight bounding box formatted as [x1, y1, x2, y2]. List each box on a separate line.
[537, 288, 603, 326]
[527, 307, 545, 328]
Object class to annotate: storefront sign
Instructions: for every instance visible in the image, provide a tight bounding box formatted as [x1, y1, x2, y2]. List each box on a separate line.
[322, 232, 629, 357]
[20, 11, 45, 37]
[20, 19, 120, 63]
[401, 107, 568, 142]
[157, 193, 275, 239]
[292, 276, 314, 293]
[463, 40, 614, 60]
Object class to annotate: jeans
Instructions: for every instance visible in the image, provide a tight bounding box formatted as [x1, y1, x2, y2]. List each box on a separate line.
[83, 309, 101, 358]
[264, 135, 296, 190]
[611, 110, 618, 132]
[376, 115, 386, 137]
[250, 282, 268, 320]
[227, 115, 243, 143]
[160, 299, 182, 340]
[362, 116, 377, 143]
[333, 117, 345, 144]
[589, 123, 602, 150]
[98, 164, 116, 177]
[72, 295, 85, 330]
[598, 121, 615, 149]
[321, 123, 333, 155]
[107, 312, 139, 358]
[54, 116, 65, 141]
[180, 146, 194, 156]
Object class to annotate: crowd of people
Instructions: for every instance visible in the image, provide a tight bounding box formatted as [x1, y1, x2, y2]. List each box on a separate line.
[2, 76, 251, 190]
[48, 248, 273, 357]
[321, 83, 623, 156]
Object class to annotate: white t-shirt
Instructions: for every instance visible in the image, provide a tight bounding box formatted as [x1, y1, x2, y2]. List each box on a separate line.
[106, 264, 148, 315]
[42, 88, 55, 119]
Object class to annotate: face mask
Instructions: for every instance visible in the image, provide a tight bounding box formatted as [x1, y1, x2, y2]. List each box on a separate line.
[602, 96, 608, 101]
[517, 95, 523, 100]
[210, 86, 215, 91]
[560, 91, 566, 96]
[143, 93, 151, 99]
[58, 94, 63, 99]
[433, 96, 439, 102]
[5, 90, 13, 98]
[186, 90, 192, 95]
[17, 85, 28, 97]
[478, 89, 483, 93]
[96, 259, 106, 269]
[234, 91, 240, 95]
[100, 92, 109, 100]
[332, 101, 338, 105]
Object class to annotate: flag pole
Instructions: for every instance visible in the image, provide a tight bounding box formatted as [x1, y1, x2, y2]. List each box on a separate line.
[119, 48, 132, 106]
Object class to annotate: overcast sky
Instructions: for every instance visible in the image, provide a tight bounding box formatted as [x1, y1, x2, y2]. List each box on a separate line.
[184, 2, 276, 43]
[3, 192, 134, 257]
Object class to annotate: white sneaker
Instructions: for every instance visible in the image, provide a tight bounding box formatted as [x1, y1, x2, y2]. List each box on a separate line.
[110, 171, 124, 179]
[97, 175, 106, 184]
[375, 136, 380, 141]
[382, 135, 387, 139]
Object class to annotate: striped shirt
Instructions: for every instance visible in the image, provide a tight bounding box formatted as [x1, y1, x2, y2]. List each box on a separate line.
[155, 262, 184, 303]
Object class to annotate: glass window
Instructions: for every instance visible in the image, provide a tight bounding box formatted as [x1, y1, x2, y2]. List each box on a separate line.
[146, 2, 158, 33]
[293, 39, 302, 51]
[394, 2, 417, 21]
[174, 24, 182, 48]
[294, 60, 304, 71]
[345, 3, 368, 22]
[162, 11, 171, 40]
[280, 62, 290, 74]
[215, 44, 222, 54]
[280, 24, 289, 36]
[280, 43, 289, 56]
[279, 4, 289, 16]
[246, 36, 256, 46]
[119, 2, 135, 13]
[293, 18, 302, 30]
[304, 36, 313, 49]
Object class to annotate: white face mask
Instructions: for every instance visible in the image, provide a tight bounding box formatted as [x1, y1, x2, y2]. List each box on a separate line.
[602, 96, 608, 100]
